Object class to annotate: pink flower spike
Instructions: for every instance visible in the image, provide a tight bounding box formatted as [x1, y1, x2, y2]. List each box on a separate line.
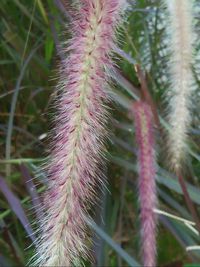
[31, 1, 127, 266]
[132, 101, 157, 267]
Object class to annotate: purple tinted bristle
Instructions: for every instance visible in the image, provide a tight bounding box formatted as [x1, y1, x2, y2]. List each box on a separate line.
[132, 101, 157, 267]
[32, 1, 127, 266]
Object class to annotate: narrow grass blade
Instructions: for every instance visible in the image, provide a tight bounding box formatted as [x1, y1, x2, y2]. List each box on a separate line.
[110, 155, 200, 205]
[5, 45, 40, 176]
[87, 219, 141, 267]
[0, 176, 35, 241]
[20, 164, 42, 219]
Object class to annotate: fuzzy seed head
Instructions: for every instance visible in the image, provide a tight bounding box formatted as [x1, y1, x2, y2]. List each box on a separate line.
[31, 1, 126, 266]
[164, 0, 195, 172]
[132, 101, 157, 267]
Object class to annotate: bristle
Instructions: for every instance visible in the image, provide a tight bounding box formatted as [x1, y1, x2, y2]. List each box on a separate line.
[164, 0, 195, 172]
[31, 1, 126, 266]
[132, 101, 157, 267]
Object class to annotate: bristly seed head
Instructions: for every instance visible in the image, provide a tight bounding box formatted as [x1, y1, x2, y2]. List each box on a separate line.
[132, 101, 157, 267]
[164, 0, 195, 172]
[31, 1, 127, 266]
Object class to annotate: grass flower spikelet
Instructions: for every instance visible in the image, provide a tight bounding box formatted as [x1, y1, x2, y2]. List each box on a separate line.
[132, 101, 157, 267]
[32, 0, 126, 266]
[164, 0, 195, 171]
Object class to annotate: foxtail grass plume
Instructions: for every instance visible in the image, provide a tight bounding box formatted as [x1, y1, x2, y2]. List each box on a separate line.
[132, 101, 157, 267]
[164, 0, 195, 172]
[32, 0, 126, 266]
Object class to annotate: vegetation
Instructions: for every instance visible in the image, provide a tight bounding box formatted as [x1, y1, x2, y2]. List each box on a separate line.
[0, 0, 200, 266]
